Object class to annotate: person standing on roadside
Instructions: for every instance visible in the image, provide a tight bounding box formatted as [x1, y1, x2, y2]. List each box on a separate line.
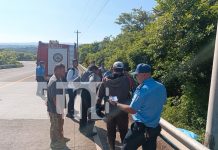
[96, 61, 131, 150]
[80, 65, 101, 137]
[89, 66, 102, 82]
[86, 60, 96, 72]
[123, 62, 137, 95]
[66, 59, 79, 118]
[99, 62, 107, 75]
[109, 63, 167, 150]
[47, 63, 70, 149]
[36, 61, 45, 96]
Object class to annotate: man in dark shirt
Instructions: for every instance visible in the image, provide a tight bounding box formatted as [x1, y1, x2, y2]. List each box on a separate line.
[96, 61, 131, 150]
[47, 63, 70, 149]
[80, 65, 101, 136]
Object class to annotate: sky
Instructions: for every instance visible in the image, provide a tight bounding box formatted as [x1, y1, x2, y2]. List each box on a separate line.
[0, 0, 156, 44]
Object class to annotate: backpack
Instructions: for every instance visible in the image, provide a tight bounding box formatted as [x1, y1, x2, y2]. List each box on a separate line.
[80, 71, 92, 82]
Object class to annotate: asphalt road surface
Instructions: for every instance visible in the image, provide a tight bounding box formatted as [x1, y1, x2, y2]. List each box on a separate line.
[0, 61, 98, 150]
[0, 61, 35, 82]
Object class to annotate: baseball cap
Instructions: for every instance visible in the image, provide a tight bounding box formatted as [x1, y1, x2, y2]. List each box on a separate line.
[133, 63, 151, 74]
[113, 61, 124, 69]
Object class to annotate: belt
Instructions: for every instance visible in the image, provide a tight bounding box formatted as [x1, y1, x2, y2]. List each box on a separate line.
[132, 122, 161, 138]
[132, 122, 161, 132]
[132, 122, 147, 132]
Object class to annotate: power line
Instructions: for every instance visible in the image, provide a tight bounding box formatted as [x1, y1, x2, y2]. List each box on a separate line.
[86, 0, 110, 31]
[80, 0, 110, 39]
[76, 0, 98, 29]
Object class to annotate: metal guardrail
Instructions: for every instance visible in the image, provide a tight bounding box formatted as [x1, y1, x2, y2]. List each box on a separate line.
[78, 64, 209, 150]
[160, 119, 209, 150]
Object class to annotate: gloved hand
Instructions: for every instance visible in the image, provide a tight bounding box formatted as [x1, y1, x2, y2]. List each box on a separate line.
[96, 104, 105, 118]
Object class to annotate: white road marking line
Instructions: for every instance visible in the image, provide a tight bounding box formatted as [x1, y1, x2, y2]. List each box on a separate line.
[0, 74, 35, 89]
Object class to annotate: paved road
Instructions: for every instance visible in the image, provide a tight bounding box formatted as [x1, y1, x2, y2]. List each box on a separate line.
[0, 61, 98, 150]
[0, 61, 35, 82]
[0, 62, 170, 150]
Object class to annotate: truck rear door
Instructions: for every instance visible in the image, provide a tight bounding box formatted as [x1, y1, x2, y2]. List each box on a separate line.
[48, 48, 68, 75]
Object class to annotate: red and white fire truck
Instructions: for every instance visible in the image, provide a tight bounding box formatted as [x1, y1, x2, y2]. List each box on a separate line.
[36, 40, 78, 78]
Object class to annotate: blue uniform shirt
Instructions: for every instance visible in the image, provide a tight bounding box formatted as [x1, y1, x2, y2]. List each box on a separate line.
[130, 78, 167, 128]
[36, 65, 45, 77]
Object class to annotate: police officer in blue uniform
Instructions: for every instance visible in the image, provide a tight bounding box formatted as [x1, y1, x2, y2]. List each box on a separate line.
[109, 63, 167, 150]
[36, 61, 45, 95]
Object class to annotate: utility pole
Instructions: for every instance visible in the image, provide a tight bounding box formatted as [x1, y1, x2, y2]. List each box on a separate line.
[205, 23, 218, 149]
[74, 30, 81, 60]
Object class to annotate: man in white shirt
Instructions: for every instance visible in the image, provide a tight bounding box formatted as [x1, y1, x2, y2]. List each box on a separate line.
[66, 59, 79, 118]
[66, 59, 79, 82]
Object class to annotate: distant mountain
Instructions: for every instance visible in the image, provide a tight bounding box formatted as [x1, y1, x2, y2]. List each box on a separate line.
[0, 42, 37, 45]
[0, 43, 37, 53]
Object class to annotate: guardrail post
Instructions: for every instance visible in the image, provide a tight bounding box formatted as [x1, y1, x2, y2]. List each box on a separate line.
[205, 22, 218, 149]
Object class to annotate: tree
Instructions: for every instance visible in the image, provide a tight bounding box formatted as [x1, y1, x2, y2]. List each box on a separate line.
[115, 8, 153, 32]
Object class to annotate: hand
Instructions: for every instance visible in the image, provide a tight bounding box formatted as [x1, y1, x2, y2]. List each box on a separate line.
[109, 99, 118, 106]
[103, 77, 111, 82]
[96, 104, 105, 118]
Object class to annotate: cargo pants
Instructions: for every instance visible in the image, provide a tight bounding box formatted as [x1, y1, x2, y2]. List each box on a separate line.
[49, 113, 64, 144]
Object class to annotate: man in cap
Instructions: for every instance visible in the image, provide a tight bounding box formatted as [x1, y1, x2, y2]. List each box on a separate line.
[96, 61, 131, 150]
[109, 63, 167, 150]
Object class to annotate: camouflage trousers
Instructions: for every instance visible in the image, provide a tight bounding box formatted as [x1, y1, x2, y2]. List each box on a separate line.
[49, 113, 64, 143]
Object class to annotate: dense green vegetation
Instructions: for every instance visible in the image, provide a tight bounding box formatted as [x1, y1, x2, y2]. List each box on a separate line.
[0, 49, 36, 69]
[0, 50, 21, 66]
[16, 51, 36, 61]
[79, 0, 218, 139]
